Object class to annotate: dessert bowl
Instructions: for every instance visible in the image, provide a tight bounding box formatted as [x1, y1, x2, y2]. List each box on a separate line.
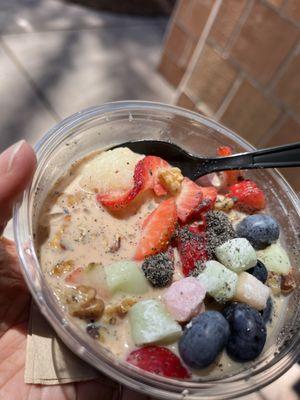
[14, 101, 300, 399]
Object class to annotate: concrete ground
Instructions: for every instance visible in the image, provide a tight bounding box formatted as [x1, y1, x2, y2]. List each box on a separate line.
[0, 0, 173, 151]
[0, 1, 299, 399]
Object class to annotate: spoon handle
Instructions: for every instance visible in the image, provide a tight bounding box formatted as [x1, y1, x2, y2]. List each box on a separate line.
[198, 141, 300, 178]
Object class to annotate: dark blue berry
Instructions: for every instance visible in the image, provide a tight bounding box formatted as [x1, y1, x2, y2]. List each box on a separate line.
[178, 311, 230, 368]
[248, 260, 268, 283]
[261, 297, 273, 324]
[236, 214, 280, 250]
[223, 303, 266, 362]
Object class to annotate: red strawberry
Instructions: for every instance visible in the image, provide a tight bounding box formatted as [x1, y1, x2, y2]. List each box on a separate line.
[142, 156, 169, 196]
[176, 226, 210, 276]
[217, 146, 243, 186]
[227, 180, 266, 211]
[175, 178, 203, 223]
[127, 346, 190, 379]
[135, 198, 177, 260]
[188, 186, 217, 218]
[97, 156, 169, 209]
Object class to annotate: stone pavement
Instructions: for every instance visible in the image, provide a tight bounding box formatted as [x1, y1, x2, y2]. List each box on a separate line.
[0, 0, 173, 151]
[0, 1, 299, 399]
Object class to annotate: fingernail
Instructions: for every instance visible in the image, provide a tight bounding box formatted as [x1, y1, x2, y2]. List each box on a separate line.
[7, 140, 26, 173]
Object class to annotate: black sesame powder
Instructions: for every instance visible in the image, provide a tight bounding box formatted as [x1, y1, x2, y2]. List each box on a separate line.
[206, 211, 236, 254]
[142, 252, 174, 288]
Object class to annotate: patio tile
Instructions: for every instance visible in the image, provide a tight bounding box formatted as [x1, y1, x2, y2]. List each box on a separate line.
[3, 24, 174, 119]
[0, 0, 166, 34]
[0, 43, 57, 151]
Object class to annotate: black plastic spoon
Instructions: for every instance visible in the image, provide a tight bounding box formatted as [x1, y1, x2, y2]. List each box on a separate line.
[112, 140, 300, 180]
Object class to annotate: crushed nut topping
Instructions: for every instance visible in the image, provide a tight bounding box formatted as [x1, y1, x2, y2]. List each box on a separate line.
[158, 167, 184, 194]
[281, 269, 296, 294]
[108, 235, 121, 253]
[66, 285, 105, 320]
[103, 297, 137, 323]
[266, 272, 281, 295]
[214, 195, 234, 212]
[51, 260, 74, 276]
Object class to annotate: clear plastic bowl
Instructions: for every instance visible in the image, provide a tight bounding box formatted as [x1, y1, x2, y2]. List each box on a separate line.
[14, 101, 300, 399]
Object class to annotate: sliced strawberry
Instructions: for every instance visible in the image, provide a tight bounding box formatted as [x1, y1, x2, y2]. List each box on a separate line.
[217, 146, 243, 186]
[135, 198, 177, 260]
[127, 346, 190, 379]
[227, 179, 266, 212]
[188, 186, 217, 219]
[97, 156, 169, 209]
[142, 156, 169, 196]
[176, 226, 210, 276]
[175, 178, 203, 223]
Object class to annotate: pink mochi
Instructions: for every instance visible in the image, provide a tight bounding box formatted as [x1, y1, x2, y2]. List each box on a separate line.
[163, 277, 206, 322]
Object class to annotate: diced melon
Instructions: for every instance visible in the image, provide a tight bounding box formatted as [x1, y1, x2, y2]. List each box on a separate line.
[234, 272, 271, 310]
[257, 243, 291, 275]
[79, 147, 144, 194]
[129, 300, 182, 345]
[215, 238, 257, 273]
[163, 277, 206, 322]
[197, 260, 238, 302]
[104, 261, 149, 294]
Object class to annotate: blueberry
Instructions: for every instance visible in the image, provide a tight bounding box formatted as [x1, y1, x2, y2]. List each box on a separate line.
[178, 311, 230, 368]
[236, 214, 280, 250]
[248, 260, 268, 283]
[261, 297, 273, 324]
[223, 303, 266, 362]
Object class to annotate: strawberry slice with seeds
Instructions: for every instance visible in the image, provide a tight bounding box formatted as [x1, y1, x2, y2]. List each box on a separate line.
[135, 198, 177, 260]
[175, 178, 203, 223]
[127, 346, 190, 379]
[97, 156, 169, 209]
[217, 146, 243, 186]
[188, 186, 217, 219]
[176, 226, 210, 276]
[227, 180, 266, 212]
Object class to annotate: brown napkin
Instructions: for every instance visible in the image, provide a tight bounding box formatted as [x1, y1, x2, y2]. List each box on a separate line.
[25, 303, 99, 384]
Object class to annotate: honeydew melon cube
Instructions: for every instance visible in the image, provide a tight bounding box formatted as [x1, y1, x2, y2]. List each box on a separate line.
[234, 272, 271, 310]
[257, 243, 291, 275]
[104, 261, 149, 294]
[197, 260, 238, 302]
[215, 238, 257, 273]
[129, 300, 182, 345]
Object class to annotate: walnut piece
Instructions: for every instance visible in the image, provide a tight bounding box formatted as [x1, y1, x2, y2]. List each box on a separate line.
[103, 297, 137, 323]
[66, 285, 105, 320]
[281, 269, 296, 294]
[158, 167, 184, 194]
[51, 260, 74, 276]
[214, 195, 234, 212]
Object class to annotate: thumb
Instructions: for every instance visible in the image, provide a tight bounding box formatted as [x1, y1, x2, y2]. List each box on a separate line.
[0, 140, 36, 234]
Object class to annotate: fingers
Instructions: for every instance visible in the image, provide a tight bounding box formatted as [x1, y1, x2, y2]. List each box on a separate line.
[0, 140, 36, 233]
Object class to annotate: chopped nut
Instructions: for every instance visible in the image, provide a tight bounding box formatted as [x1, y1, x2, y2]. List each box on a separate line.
[66, 192, 83, 207]
[214, 195, 234, 212]
[103, 297, 137, 323]
[281, 269, 297, 294]
[51, 260, 74, 276]
[158, 167, 184, 194]
[66, 285, 105, 320]
[70, 298, 104, 320]
[108, 235, 121, 253]
[266, 272, 281, 295]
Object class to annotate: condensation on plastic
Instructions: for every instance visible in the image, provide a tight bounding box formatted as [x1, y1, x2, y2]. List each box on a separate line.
[13, 101, 300, 400]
